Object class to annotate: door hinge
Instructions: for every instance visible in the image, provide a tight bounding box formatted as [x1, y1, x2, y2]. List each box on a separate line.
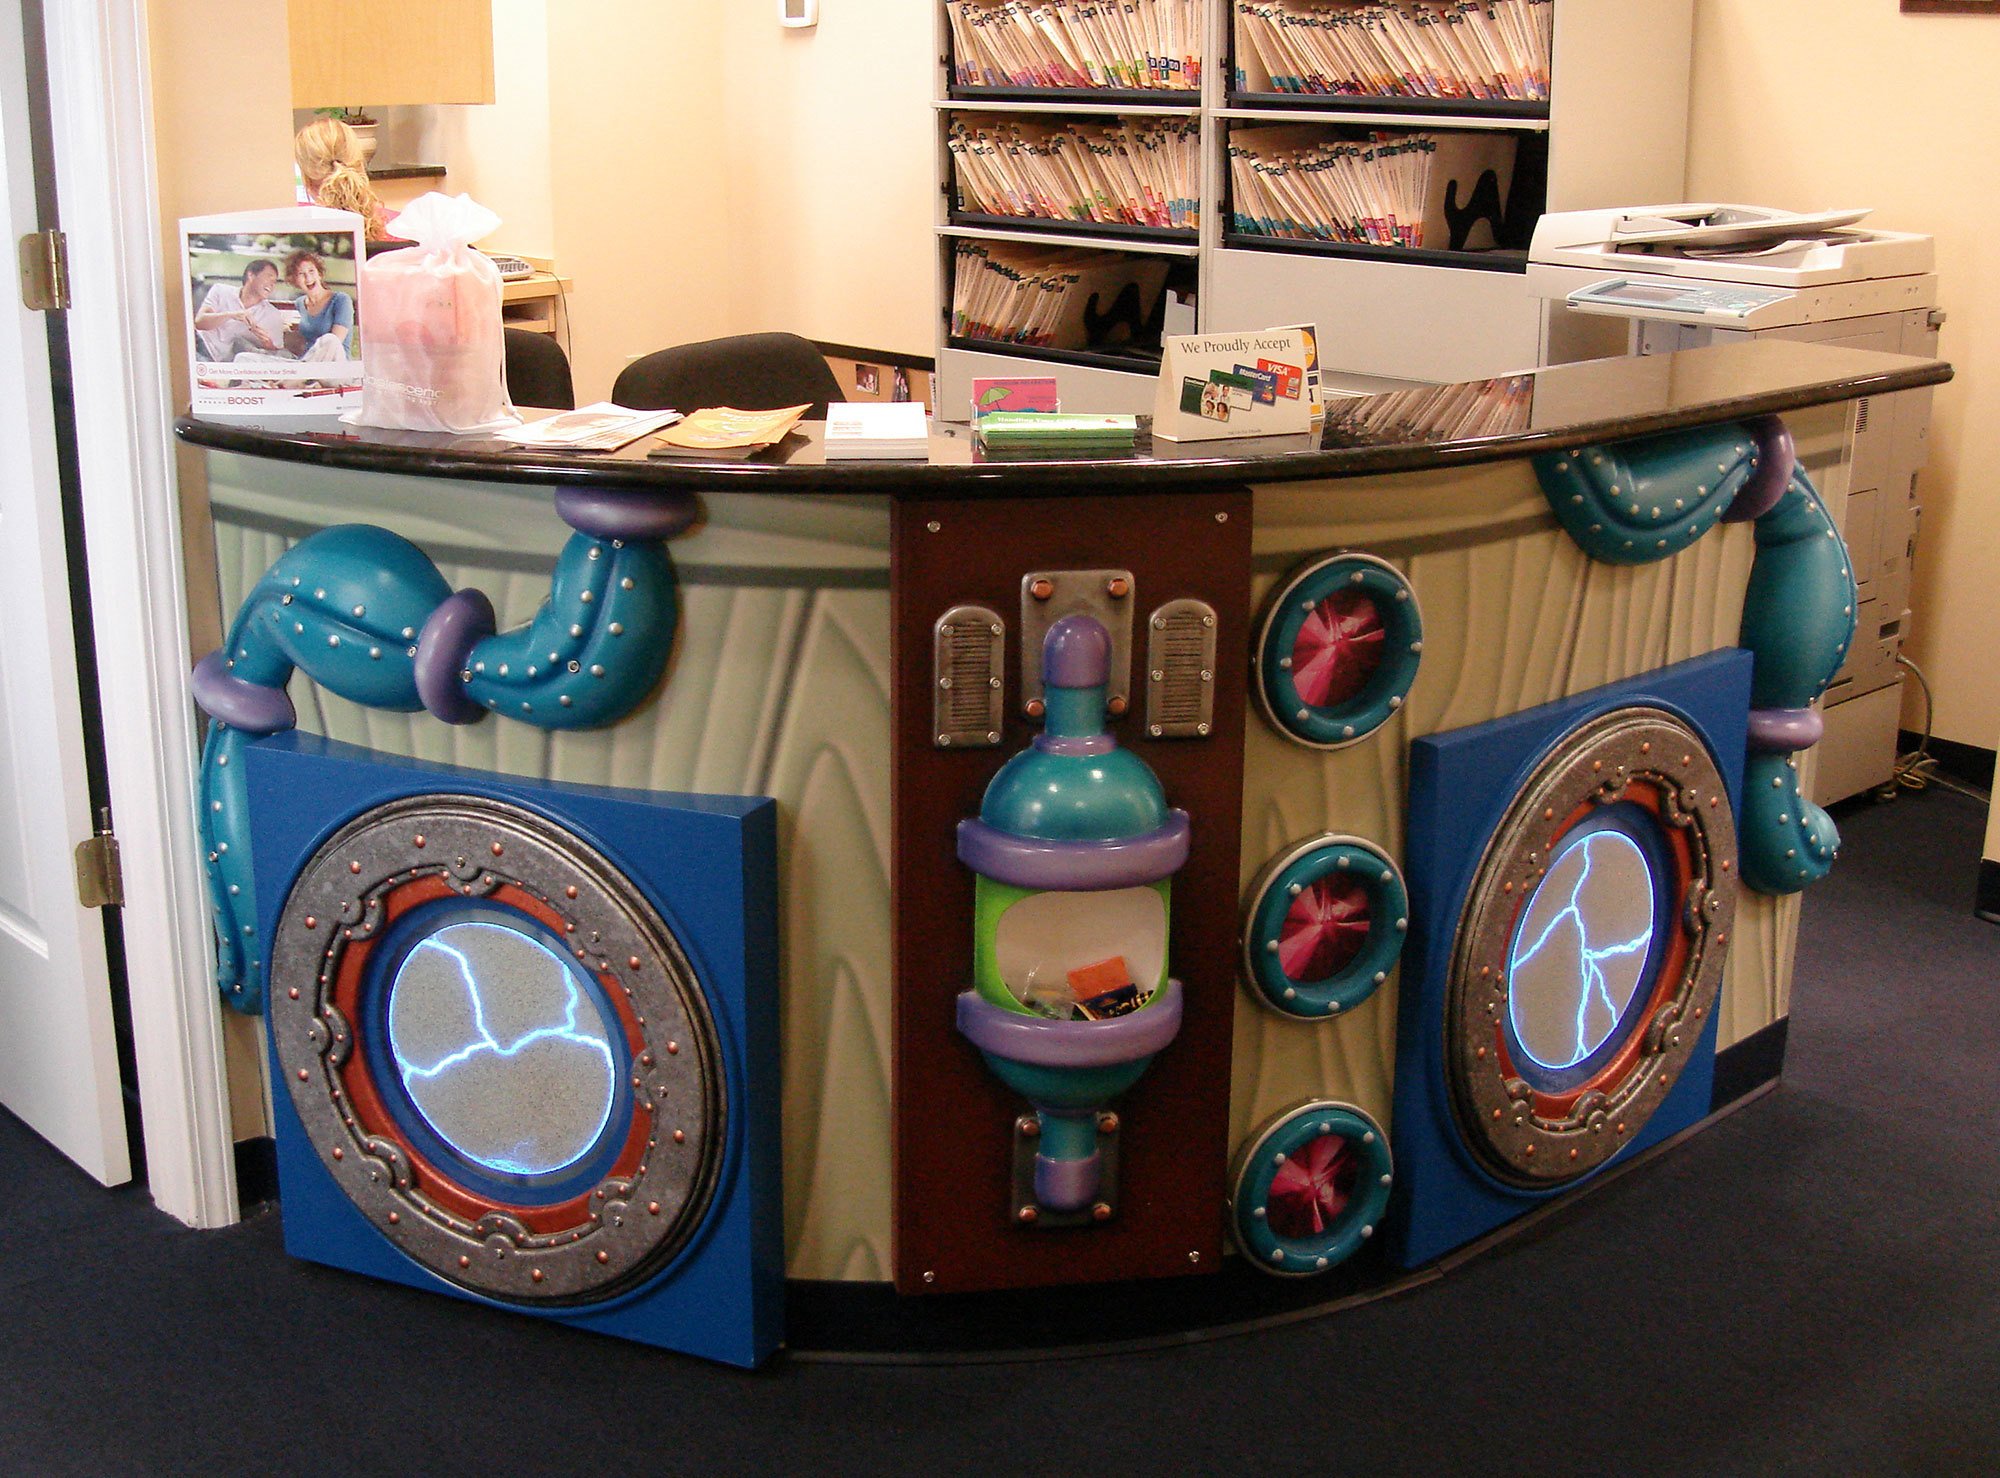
[75, 809, 123, 910]
[19, 228, 69, 312]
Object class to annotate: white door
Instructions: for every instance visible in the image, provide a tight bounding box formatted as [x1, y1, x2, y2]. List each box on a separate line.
[0, 0, 130, 1185]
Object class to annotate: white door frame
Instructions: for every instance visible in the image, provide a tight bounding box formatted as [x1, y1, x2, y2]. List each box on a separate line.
[39, 1, 236, 1226]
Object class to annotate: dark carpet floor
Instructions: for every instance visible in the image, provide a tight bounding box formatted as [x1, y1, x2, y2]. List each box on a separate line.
[3, 786, 1997, 1476]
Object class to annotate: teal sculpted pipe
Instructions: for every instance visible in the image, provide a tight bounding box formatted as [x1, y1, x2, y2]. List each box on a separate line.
[191, 488, 695, 1012]
[1533, 415, 1856, 895]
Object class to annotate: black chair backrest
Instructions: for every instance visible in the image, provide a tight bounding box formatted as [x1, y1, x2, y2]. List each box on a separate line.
[504, 328, 576, 411]
[611, 332, 845, 420]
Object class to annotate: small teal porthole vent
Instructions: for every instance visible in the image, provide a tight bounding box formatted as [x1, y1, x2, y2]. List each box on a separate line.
[1229, 1100, 1393, 1277]
[1254, 552, 1422, 749]
[1241, 834, 1408, 1019]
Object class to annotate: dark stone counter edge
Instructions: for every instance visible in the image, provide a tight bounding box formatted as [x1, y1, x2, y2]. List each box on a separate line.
[174, 358, 1951, 500]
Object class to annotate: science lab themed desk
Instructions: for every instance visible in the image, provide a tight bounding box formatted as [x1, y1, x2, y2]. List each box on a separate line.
[177, 340, 1948, 1367]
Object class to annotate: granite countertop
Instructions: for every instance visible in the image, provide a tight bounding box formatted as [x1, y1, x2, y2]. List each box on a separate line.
[175, 340, 1950, 499]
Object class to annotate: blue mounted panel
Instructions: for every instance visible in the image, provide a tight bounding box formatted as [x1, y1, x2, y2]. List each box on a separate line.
[1389, 650, 1752, 1269]
[247, 732, 781, 1368]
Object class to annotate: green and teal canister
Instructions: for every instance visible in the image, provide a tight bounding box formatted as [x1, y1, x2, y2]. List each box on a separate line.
[954, 614, 1187, 1216]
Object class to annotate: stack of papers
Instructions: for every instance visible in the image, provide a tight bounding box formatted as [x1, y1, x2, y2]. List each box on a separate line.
[822, 402, 931, 461]
[974, 411, 1137, 450]
[651, 404, 810, 457]
[497, 403, 683, 453]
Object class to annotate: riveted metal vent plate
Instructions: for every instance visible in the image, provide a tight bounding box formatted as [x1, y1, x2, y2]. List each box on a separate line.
[1145, 599, 1217, 738]
[933, 604, 1005, 747]
[1019, 569, 1134, 716]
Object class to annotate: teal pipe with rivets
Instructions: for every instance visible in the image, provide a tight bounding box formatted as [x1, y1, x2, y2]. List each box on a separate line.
[193, 519, 683, 1012]
[1533, 417, 1857, 897]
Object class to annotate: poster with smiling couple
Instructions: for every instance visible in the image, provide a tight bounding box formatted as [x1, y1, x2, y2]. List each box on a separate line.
[181, 207, 365, 418]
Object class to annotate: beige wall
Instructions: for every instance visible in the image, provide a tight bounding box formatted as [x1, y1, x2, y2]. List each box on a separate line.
[714, 7, 935, 357]
[146, 0, 299, 1144]
[543, 3, 733, 402]
[1688, 1, 1997, 749]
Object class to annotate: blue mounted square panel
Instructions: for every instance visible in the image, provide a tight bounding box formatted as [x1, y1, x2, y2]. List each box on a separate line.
[1389, 650, 1752, 1269]
[245, 732, 781, 1368]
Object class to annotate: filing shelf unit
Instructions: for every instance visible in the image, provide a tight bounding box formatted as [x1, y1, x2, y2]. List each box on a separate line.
[932, 1, 1693, 413]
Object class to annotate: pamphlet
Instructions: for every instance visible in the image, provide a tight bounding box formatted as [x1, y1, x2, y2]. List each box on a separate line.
[823, 401, 930, 460]
[1151, 327, 1316, 442]
[653, 404, 811, 452]
[180, 206, 367, 420]
[497, 403, 682, 452]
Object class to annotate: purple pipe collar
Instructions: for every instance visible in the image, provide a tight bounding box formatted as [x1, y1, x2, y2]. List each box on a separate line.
[1034, 1149, 1102, 1212]
[191, 651, 296, 734]
[957, 811, 1190, 891]
[1722, 416, 1795, 524]
[1043, 614, 1110, 689]
[414, 588, 497, 725]
[1747, 705, 1824, 753]
[1035, 733, 1116, 757]
[553, 486, 699, 543]
[956, 980, 1183, 1068]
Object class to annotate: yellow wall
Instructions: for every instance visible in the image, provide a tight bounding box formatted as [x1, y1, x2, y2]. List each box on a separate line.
[146, 0, 299, 1144]
[1687, 1, 1997, 749]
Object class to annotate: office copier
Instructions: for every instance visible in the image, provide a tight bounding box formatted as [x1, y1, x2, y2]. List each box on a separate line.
[1529, 204, 1943, 803]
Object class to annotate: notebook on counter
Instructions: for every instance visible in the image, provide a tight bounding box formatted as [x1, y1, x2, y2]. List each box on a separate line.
[822, 401, 930, 460]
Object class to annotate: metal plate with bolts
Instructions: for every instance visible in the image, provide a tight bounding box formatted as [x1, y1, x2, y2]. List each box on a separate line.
[1020, 569, 1135, 718]
[1145, 599, 1218, 739]
[933, 604, 1006, 748]
[1012, 1112, 1123, 1229]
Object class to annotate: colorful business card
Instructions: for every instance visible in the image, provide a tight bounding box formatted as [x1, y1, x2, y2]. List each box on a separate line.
[971, 376, 1060, 418]
[1151, 328, 1316, 441]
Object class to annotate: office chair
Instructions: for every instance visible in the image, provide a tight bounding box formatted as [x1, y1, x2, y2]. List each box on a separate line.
[503, 328, 576, 411]
[611, 332, 845, 420]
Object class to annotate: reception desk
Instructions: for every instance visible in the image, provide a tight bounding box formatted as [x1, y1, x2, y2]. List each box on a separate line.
[177, 340, 1947, 1366]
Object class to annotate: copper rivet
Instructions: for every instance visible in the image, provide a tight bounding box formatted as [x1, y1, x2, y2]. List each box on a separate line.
[565, 885, 578, 899]
[667, 1041, 679, 1055]
[1030, 578, 1054, 600]
[1570, 1148, 1580, 1160]
[531, 1269, 544, 1283]
[297, 1069, 309, 1081]
[1476, 1046, 1486, 1059]
[387, 1212, 399, 1224]
[1025, 698, 1046, 719]
[303, 916, 317, 929]
[628, 956, 642, 971]
[672, 1129, 686, 1144]
[413, 835, 426, 848]
[1592, 760, 1602, 772]
[1106, 576, 1129, 598]
[1543, 808, 1554, 820]
[459, 1256, 470, 1269]
[348, 861, 361, 874]
[490, 842, 503, 856]
[1107, 695, 1128, 716]
[1617, 1122, 1627, 1134]
[1018, 1206, 1038, 1224]
[288, 988, 300, 1000]
[331, 1147, 343, 1160]
[641, 1054, 653, 1067]
[1640, 742, 1651, 754]
[1524, 1145, 1535, 1156]
[1491, 1108, 1501, 1120]
[1092, 1202, 1112, 1221]
[597, 1251, 610, 1265]
[648, 1202, 661, 1215]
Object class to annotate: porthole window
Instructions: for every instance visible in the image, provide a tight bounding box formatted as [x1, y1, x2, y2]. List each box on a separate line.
[1241, 835, 1408, 1018]
[1255, 553, 1422, 749]
[1229, 1100, 1393, 1276]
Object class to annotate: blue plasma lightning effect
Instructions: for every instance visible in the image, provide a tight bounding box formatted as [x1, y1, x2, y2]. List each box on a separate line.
[388, 923, 617, 1176]
[1508, 830, 1656, 1070]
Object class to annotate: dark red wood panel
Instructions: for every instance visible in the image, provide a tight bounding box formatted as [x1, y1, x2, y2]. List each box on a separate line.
[890, 489, 1252, 1295]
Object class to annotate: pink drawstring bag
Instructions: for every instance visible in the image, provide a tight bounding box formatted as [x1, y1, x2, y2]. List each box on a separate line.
[348, 193, 521, 433]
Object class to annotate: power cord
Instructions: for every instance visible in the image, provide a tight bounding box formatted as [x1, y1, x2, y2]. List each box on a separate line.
[1877, 654, 1990, 805]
